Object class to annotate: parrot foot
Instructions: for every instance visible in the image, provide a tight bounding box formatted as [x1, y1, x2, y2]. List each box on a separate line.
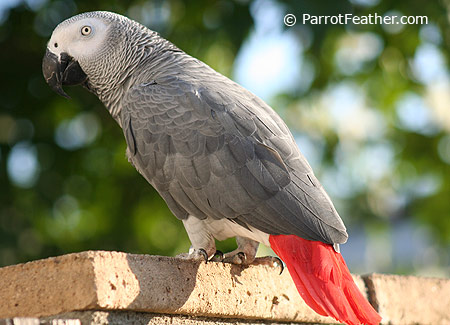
[210, 250, 224, 262]
[251, 256, 285, 275]
[189, 247, 209, 262]
[177, 247, 209, 263]
[221, 237, 259, 265]
[222, 251, 246, 265]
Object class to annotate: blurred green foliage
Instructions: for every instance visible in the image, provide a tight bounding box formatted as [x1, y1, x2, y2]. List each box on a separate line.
[0, 0, 448, 275]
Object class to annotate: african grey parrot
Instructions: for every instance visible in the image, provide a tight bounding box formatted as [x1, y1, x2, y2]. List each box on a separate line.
[42, 11, 381, 325]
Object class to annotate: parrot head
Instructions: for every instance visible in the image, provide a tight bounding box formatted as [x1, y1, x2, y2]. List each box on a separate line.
[43, 11, 173, 106]
[42, 15, 107, 98]
[42, 12, 133, 99]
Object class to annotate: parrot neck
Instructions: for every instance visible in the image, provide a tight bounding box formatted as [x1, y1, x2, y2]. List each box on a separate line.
[97, 38, 185, 125]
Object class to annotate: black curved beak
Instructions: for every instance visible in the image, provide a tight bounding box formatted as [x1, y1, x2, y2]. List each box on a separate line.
[42, 49, 88, 98]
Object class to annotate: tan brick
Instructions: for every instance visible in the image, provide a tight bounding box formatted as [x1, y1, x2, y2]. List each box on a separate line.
[0, 251, 342, 323]
[8, 311, 311, 324]
[0, 253, 98, 318]
[365, 273, 450, 325]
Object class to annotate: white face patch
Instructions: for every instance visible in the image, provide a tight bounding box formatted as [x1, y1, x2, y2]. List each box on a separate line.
[48, 17, 110, 62]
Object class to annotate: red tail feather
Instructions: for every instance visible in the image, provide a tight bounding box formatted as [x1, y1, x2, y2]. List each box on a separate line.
[269, 234, 382, 325]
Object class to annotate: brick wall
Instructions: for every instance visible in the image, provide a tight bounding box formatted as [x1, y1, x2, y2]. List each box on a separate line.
[0, 251, 448, 324]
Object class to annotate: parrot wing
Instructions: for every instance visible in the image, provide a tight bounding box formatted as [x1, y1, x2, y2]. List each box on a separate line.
[120, 70, 347, 244]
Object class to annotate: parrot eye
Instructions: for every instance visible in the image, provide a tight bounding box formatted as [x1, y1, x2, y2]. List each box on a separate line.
[81, 26, 92, 36]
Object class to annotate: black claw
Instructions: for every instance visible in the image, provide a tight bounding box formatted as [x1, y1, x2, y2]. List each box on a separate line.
[273, 257, 285, 275]
[199, 248, 209, 263]
[251, 256, 284, 274]
[233, 252, 245, 265]
[189, 246, 209, 263]
[210, 250, 224, 262]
